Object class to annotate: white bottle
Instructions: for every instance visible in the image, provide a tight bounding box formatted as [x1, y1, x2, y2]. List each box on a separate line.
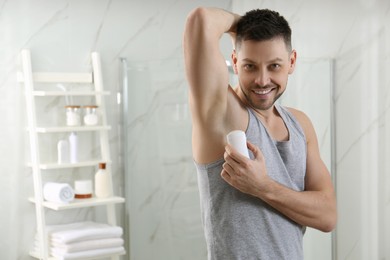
[57, 139, 70, 164]
[68, 132, 78, 163]
[226, 130, 250, 158]
[95, 163, 112, 198]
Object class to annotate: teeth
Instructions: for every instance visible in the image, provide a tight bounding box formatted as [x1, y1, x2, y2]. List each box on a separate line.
[254, 89, 272, 94]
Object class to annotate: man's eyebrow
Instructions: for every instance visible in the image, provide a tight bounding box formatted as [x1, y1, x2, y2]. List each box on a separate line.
[242, 58, 256, 63]
[241, 57, 284, 63]
[270, 57, 284, 62]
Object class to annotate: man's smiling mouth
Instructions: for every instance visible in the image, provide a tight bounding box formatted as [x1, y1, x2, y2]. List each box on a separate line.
[253, 88, 273, 95]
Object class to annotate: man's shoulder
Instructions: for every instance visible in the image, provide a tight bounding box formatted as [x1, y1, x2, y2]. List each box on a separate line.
[284, 106, 316, 142]
[284, 106, 310, 124]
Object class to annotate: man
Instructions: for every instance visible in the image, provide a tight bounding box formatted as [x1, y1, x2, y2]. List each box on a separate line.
[183, 7, 337, 260]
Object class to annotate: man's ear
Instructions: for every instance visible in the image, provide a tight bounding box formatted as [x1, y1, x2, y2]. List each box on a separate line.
[288, 50, 297, 74]
[231, 50, 238, 74]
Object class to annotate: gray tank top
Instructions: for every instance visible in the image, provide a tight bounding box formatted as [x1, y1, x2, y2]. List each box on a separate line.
[194, 104, 307, 260]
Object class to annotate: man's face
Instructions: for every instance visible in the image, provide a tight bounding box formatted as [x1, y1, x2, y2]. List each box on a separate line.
[232, 37, 296, 111]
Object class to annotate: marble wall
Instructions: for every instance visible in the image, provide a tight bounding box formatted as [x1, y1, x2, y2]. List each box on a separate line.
[280, 58, 333, 260]
[123, 58, 204, 259]
[232, 0, 390, 259]
[1, 0, 390, 259]
[0, 0, 229, 259]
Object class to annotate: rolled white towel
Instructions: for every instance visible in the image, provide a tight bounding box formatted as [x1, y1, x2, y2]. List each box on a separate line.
[43, 182, 75, 204]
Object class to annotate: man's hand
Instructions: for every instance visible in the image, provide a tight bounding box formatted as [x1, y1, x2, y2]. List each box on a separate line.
[221, 141, 269, 197]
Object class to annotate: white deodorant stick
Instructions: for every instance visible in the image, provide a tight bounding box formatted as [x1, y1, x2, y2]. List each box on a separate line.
[226, 130, 250, 158]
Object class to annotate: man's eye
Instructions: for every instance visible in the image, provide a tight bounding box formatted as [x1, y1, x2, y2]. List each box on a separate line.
[271, 64, 281, 70]
[244, 64, 255, 70]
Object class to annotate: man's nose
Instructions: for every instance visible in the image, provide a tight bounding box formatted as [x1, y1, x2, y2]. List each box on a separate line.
[254, 69, 271, 87]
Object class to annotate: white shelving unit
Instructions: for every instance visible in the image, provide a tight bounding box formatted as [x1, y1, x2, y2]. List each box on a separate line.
[19, 49, 125, 260]
[33, 125, 111, 133]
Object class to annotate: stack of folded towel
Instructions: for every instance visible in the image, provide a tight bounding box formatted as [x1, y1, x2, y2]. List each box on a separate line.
[34, 221, 125, 259]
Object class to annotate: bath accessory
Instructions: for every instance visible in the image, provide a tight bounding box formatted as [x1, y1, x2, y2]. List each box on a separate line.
[74, 180, 93, 199]
[226, 130, 250, 158]
[65, 105, 81, 126]
[51, 237, 123, 254]
[49, 221, 123, 243]
[83, 105, 99, 126]
[33, 221, 125, 259]
[51, 246, 125, 259]
[68, 132, 78, 163]
[57, 139, 70, 164]
[43, 182, 75, 204]
[95, 163, 111, 198]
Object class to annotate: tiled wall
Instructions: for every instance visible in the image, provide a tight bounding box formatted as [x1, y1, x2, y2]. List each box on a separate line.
[1, 0, 390, 259]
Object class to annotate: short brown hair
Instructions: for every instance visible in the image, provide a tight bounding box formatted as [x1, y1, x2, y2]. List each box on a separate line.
[236, 9, 292, 51]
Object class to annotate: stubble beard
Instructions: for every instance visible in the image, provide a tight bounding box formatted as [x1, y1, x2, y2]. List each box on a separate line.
[240, 84, 284, 111]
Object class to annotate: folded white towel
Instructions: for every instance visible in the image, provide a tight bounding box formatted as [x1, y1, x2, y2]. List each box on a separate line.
[51, 237, 124, 253]
[43, 182, 74, 203]
[50, 222, 123, 244]
[51, 246, 125, 260]
[34, 221, 123, 259]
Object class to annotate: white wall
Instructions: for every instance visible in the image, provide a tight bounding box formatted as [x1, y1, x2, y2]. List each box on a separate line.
[233, 0, 390, 259]
[0, 0, 228, 259]
[281, 58, 333, 260]
[1, 0, 390, 259]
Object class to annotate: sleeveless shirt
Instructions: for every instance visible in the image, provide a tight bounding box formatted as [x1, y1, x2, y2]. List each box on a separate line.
[194, 104, 307, 260]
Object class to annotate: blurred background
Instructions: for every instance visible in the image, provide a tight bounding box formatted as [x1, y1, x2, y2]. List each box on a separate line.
[1, 0, 389, 259]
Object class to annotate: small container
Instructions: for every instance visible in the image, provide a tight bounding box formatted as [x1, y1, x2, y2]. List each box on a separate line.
[65, 105, 81, 126]
[68, 132, 78, 163]
[83, 105, 99, 126]
[95, 163, 112, 198]
[57, 139, 70, 164]
[74, 180, 93, 199]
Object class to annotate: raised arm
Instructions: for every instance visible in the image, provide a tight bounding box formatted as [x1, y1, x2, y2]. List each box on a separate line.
[183, 7, 241, 162]
[184, 7, 239, 118]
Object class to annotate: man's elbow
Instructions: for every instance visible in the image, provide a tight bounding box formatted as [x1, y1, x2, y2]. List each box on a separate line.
[318, 210, 337, 233]
[185, 7, 209, 31]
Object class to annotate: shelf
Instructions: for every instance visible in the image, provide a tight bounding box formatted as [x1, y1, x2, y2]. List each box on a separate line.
[29, 251, 125, 260]
[22, 50, 122, 260]
[29, 252, 56, 260]
[32, 90, 110, 96]
[27, 160, 111, 169]
[29, 196, 125, 210]
[32, 125, 111, 133]
[18, 72, 93, 84]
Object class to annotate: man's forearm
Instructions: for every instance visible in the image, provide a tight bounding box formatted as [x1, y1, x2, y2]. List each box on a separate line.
[256, 177, 337, 232]
[184, 7, 240, 42]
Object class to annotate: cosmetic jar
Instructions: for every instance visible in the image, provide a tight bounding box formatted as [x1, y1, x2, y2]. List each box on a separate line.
[74, 180, 93, 199]
[83, 105, 99, 126]
[65, 105, 81, 126]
